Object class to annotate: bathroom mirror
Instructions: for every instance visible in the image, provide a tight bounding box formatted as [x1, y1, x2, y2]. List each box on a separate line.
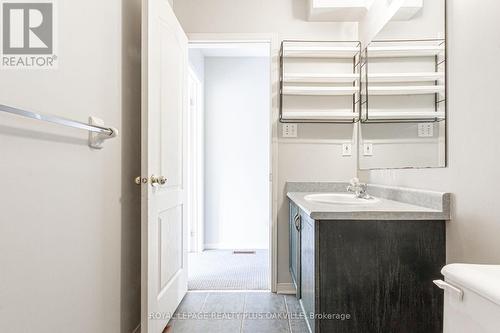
[358, 0, 447, 170]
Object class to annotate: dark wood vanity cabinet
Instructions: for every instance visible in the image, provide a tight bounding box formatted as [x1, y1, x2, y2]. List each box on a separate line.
[289, 202, 446, 333]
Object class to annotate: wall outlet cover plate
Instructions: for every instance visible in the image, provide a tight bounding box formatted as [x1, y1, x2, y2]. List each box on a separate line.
[363, 143, 374, 156]
[342, 143, 352, 156]
[282, 123, 298, 138]
[418, 123, 434, 137]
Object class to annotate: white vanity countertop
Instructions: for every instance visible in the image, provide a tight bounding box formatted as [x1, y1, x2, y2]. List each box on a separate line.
[286, 182, 451, 221]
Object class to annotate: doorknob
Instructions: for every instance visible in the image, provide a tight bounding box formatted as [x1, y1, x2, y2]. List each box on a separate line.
[150, 175, 167, 186]
[135, 176, 148, 185]
[134, 176, 166, 186]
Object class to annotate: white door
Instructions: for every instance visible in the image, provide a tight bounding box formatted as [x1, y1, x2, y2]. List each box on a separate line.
[141, 0, 188, 331]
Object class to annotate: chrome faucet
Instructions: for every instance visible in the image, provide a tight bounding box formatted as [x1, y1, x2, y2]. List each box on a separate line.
[347, 178, 370, 199]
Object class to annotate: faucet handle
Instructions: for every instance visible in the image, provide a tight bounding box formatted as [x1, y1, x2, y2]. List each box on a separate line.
[347, 178, 359, 192]
[347, 178, 370, 198]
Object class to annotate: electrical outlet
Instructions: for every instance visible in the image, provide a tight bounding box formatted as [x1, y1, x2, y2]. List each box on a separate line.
[363, 143, 374, 156]
[418, 123, 434, 137]
[342, 143, 352, 156]
[282, 123, 298, 138]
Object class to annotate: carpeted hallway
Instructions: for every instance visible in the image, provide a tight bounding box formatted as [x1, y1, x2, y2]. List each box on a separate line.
[188, 250, 269, 290]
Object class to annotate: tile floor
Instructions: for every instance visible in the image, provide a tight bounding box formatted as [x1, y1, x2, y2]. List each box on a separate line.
[167, 292, 309, 333]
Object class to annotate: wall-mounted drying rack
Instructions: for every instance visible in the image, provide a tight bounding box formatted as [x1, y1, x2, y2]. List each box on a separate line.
[360, 39, 447, 123]
[279, 40, 362, 123]
[0, 103, 118, 149]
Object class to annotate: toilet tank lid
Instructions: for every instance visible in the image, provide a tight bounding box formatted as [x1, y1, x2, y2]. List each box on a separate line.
[442, 264, 500, 306]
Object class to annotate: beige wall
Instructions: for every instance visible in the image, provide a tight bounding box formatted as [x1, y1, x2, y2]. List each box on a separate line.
[204, 57, 270, 250]
[173, 0, 358, 285]
[0, 0, 141, 332]
[362, 0, 500, 264]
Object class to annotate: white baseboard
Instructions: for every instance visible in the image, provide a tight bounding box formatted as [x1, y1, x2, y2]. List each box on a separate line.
[132, 323, 141, 333]
[276, 283, 296, 295]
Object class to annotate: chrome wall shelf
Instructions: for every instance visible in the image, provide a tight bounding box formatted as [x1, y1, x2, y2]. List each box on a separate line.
[360, 39, 447, 123]
[279, 40, 362, 124]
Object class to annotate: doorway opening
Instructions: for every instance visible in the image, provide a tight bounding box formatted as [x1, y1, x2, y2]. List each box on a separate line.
[187, 42, 272, 291]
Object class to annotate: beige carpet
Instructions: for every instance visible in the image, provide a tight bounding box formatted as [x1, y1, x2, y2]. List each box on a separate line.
[188, 250, 269, 290]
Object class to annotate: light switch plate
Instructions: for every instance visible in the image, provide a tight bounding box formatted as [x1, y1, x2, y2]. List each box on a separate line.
[418, 123, 434, 137]
[342, 143, 352, 156]
[282, 123, 298, 138]
[363, 143, 374, 156]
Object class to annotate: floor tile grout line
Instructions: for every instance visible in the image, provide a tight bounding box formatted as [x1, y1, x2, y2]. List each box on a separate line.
[200, 292, 210, 312]
[240, 293, 247, 333]
[284, 295, 293, 333]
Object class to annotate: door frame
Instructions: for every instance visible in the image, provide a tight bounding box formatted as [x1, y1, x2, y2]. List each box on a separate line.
[187, 66, 204, 253]
[187, 33, 279, 293]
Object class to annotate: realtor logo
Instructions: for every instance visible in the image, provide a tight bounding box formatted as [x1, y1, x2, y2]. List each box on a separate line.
[1, 0, 57, 68]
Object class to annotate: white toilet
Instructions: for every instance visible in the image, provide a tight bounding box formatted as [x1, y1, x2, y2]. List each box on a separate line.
[434, 264, 500, 333]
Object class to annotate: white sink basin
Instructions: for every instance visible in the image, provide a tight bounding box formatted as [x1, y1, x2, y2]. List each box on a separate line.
[304, 193, 380, 205]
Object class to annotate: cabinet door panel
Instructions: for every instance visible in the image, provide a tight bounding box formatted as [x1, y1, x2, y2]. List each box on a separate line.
[318, 221, 379, 333]
[318, 220, 445, 333]
[377, 221, 444, 333]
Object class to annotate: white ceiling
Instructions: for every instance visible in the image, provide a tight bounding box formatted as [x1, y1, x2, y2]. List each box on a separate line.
[189, 42, 270, 58]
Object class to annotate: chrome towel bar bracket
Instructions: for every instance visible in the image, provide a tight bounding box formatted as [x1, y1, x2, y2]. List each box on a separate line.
[88, 116, 118, 149]
[0, 104, 118, 149]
